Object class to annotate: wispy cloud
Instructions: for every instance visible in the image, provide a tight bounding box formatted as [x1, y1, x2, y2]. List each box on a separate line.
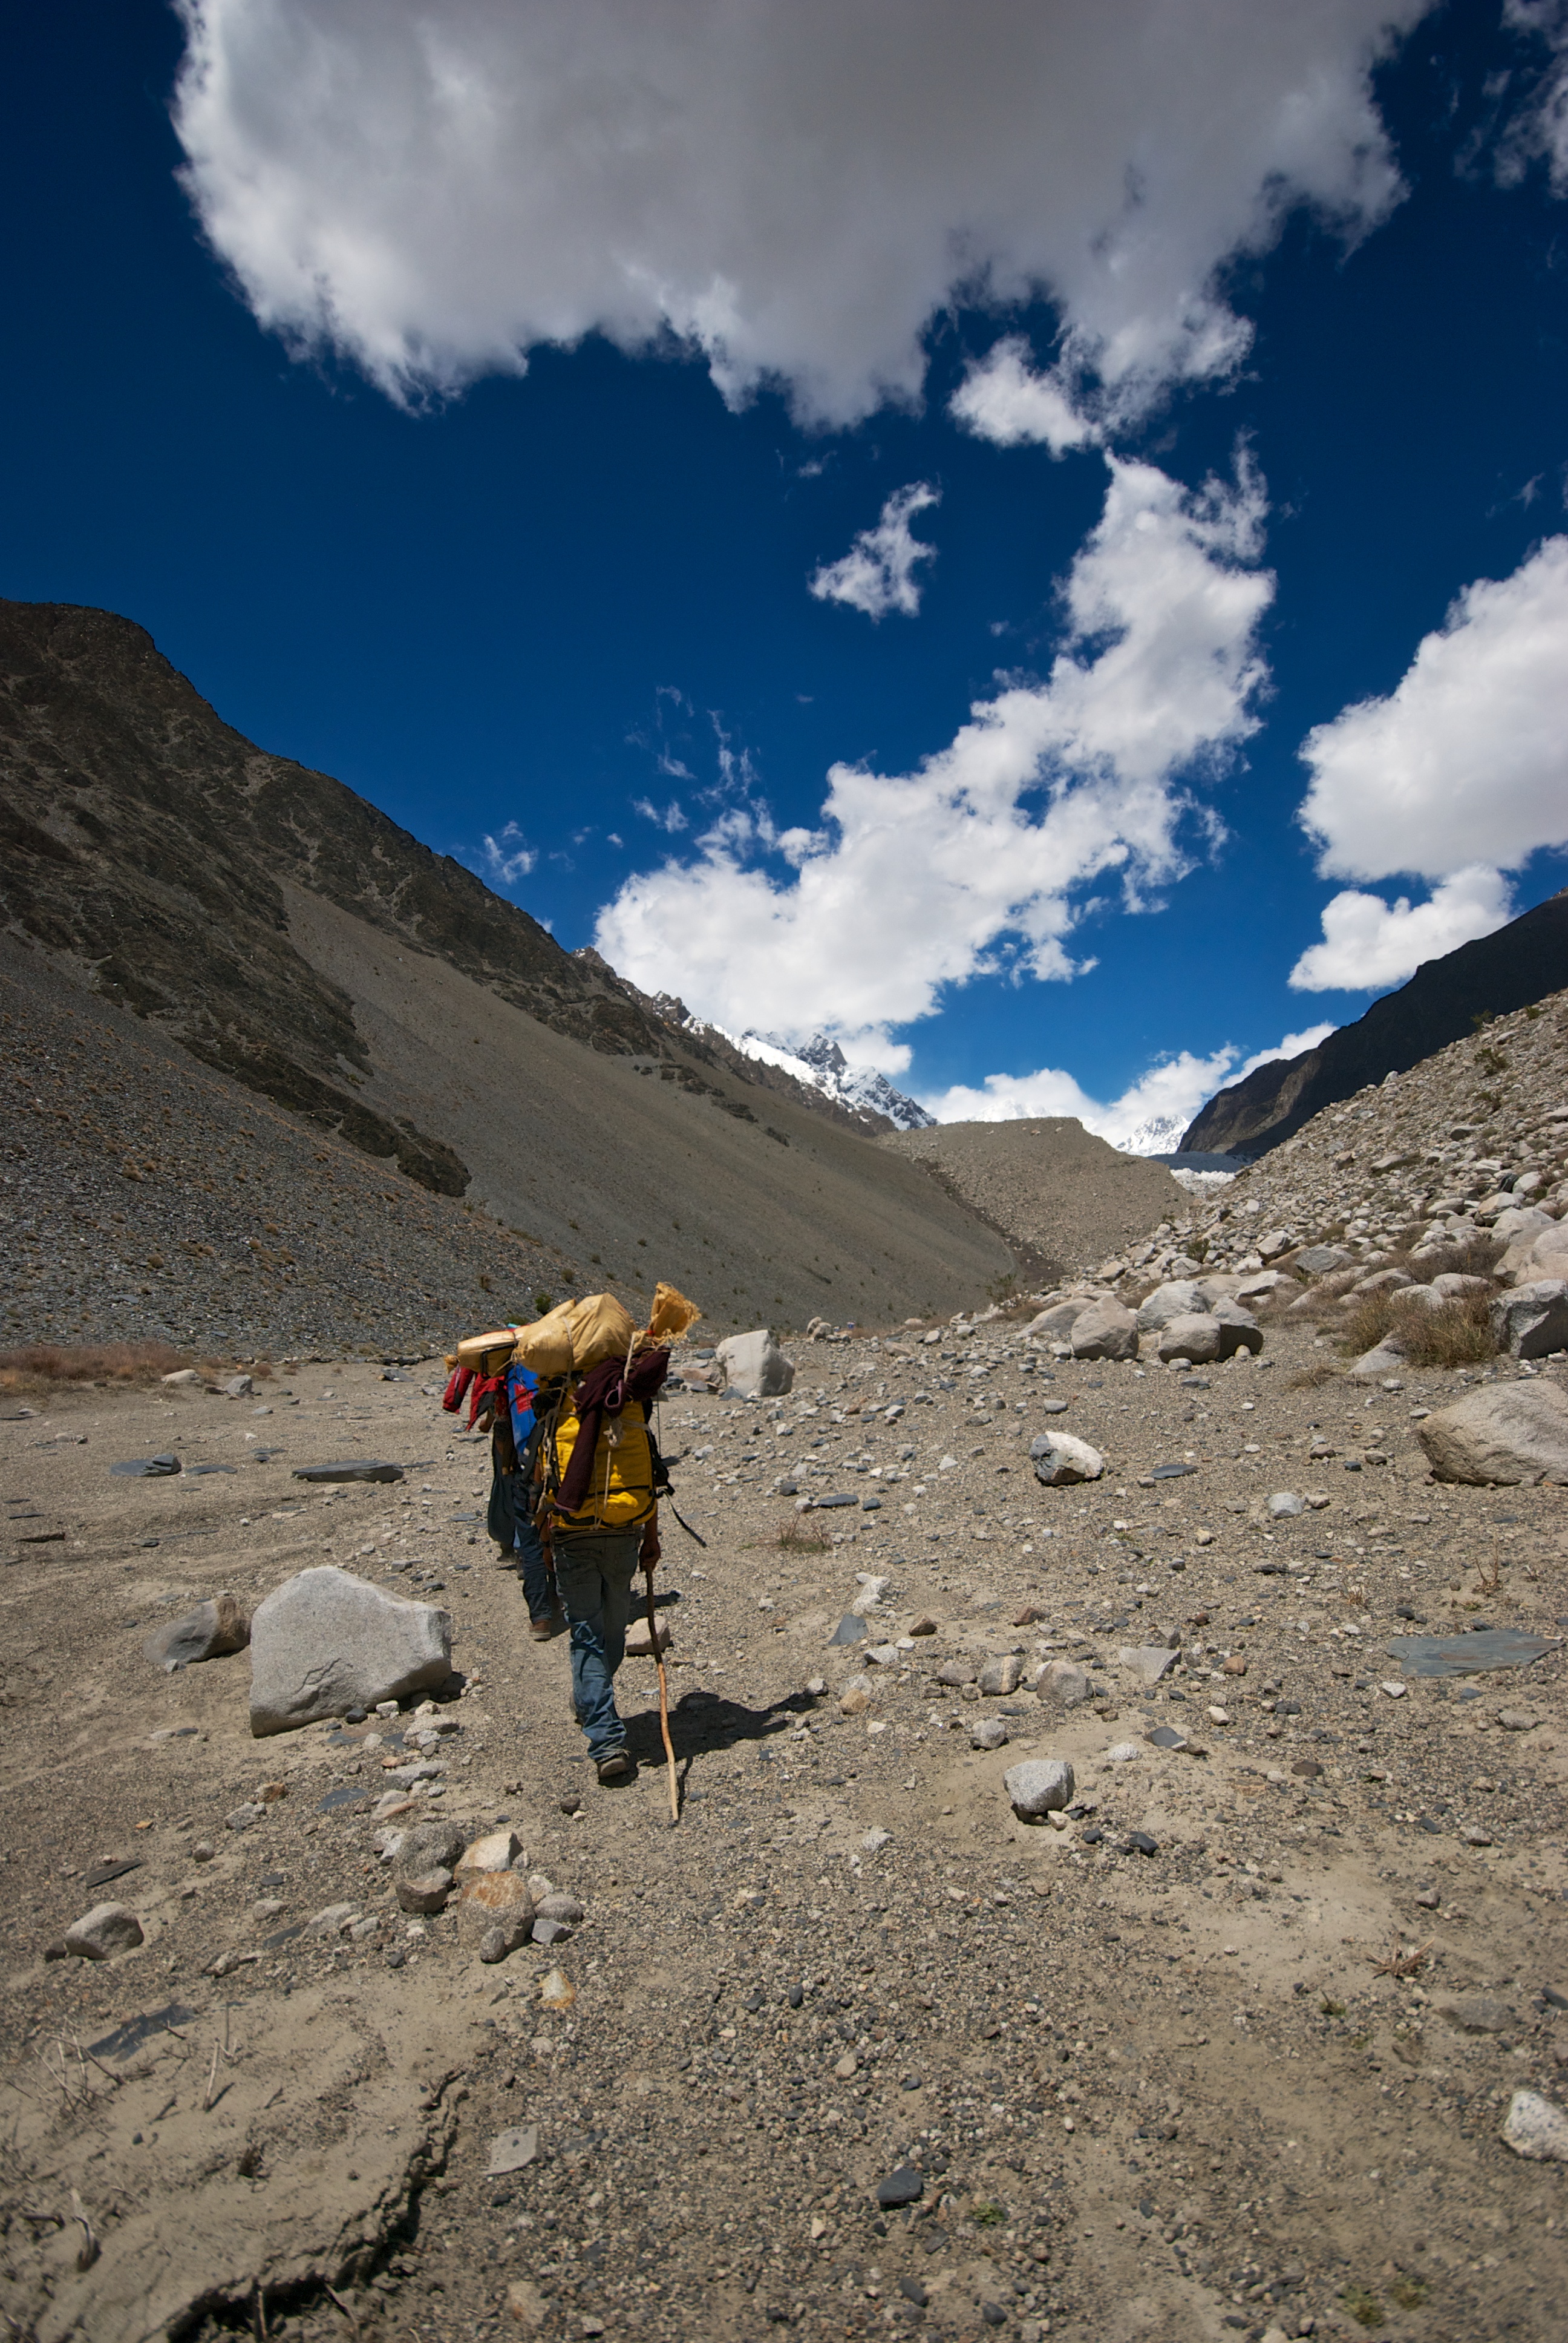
[633, 798, 689, 833]
[479, 821, 536, 884]
[809, 483, 940, 620]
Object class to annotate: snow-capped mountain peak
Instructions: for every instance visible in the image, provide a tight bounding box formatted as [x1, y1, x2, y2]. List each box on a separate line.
[731, 1027, 935, 1130]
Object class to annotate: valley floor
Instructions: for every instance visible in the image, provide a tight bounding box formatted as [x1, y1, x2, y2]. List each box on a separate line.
[2, 1325, 1566, 2343]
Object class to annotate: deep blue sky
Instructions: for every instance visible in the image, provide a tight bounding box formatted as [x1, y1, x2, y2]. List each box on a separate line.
[4, 2, 1566, 1137]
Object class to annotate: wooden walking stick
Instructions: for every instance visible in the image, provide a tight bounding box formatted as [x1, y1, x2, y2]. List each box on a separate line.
[641, 1511, 678, 1824]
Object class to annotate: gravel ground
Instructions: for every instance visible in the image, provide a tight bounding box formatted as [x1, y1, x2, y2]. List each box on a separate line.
[3, 1317, 1566, 2343]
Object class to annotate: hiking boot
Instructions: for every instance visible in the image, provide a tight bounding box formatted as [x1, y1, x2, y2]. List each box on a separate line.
[528, 1617, 553, 1642]
[594, 1749, 632, 1784]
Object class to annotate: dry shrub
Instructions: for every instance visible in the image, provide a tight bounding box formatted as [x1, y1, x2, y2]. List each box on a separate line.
[1403, 1233, 1504, 1281]
[777, 1515, 831, 1552]
[1338, 1288, 1497, 1369]
[1287, 1361, 1342, 1389]
[0, 1339, 193, 1394]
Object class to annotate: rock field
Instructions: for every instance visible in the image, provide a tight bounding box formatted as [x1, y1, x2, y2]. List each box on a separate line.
[2, 1293, 1566, 2343]
[1133, 994, 1568, 1314]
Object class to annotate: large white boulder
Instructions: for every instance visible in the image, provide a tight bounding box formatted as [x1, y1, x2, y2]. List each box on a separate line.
[1134, 1280, 1207, 1332]
[714, 1328, 795, 1399]
[1070, 1299, 1139, 1362]
[1021, 1301, 1089, 1341]
[249, 1567, 452, 1737]
[1157, 1313, 1223, 1365]
[1416, 1381, 1568, 1486]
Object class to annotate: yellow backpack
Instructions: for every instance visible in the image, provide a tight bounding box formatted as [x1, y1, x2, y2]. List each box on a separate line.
[547, 1400, 657, 1533]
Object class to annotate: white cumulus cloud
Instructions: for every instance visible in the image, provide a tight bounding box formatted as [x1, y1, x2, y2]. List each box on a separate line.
[1288, 865, 1514, 993]
[1297, 536, 1568, 885]
[921, 1047, 1238, 1149]
[809, 483, 939, 620]
[949, 338, 1094, 452]
[1236, 1023, 1337, 1079]
[596, 453, 1272, 1048]
[172, 0, 1423, 425]
[920, 1019, 1338, 1147]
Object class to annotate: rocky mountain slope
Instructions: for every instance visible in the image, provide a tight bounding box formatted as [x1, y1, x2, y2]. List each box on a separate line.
[1183, 889, 1568, 1158]
[0, 599, 895, 1183]
[1137, 988, 1568, 1345]
[0, 601, 1026, 1341]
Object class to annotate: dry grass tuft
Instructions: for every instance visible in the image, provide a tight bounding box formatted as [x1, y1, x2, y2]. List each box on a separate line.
[776, 1515, 832, 1552]
[1338, 1287, 1497, 1369]
[0, 1339, 193, 1395]
[1287, 1361, 1342, 1389]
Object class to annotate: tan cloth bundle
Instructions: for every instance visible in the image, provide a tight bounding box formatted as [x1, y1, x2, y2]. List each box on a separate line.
[459, 1282, 702, 1380]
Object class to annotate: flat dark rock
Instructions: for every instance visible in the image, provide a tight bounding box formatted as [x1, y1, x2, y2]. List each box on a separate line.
[1387, 1628, 1561, 1678]
[186, 1463, 237, 1476]
[110, 1455, 181, 1478]
[812, 1493, 858, 1510]
[292, 1460, 405, 1484]
[875, 2165, 925, 2208]
[83, 1859, 142, 1889]
[829, 1615, 867, 1645]
[1150, 1463, 1198, 1480]
[318, 1784, 371, 1812]
[1147, 1726, 1187, 1751]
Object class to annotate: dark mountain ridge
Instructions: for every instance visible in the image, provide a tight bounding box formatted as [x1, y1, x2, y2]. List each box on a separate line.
[0, 600, 886, 1193]
[1181, 887, 1568, 1156]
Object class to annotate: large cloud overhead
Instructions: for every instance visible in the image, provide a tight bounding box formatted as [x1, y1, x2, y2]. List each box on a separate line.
[597, 453, 1272, 1050]
[173, 0, 1423, 425]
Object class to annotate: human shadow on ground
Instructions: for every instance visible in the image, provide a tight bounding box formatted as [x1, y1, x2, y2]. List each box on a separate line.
[616, 1685, 818, 1807]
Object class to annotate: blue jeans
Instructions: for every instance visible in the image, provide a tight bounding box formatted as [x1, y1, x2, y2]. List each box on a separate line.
[555, 1532, 641, 1758]
[513, 1506, 554, 1624]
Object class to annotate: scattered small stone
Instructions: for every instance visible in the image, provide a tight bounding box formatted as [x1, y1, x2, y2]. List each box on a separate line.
[63, 1903, 144, 1960]
[110, 1454, 181, 1480]
[978, 1654, 1024, 1696]
[1120, 1645, 1178, 1686]
[226, 1804, 266, 1831]
[1031, 1432, 1105, 1487]
[1004, 1758, 1074, 1818]
[487, 2125, 540, 2175]
[1125, 1830, 1159, 1856]
[1036, 1660, 1090, 1707]
[1501, 2089, 1568, 2161]
[969, 1717, 1010, 1751]
[1268, 1492, 1306, 1519]
[908, 1614, 938, 1636]
[290, 1459, 406, 1484]
[142, 1593, 250, 1673]
[875, 2166, 925, 2209]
